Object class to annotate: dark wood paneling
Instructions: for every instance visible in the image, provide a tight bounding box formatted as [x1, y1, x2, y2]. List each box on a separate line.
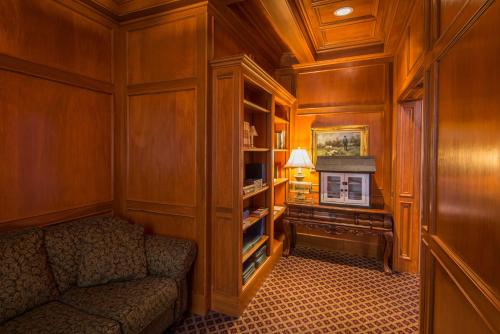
[0, 0, 113, 82]
[432, 261, 492, 333]
[0, 70, 112, 225]
[296, 64, 386, 107]
[394, 101, 422, 273]
[419, 0, 500, 332]
[435, 0, 500, 298]
[119, 6, 209, 315]
[127, 14, 198, 84]
[127, 89, 197, 206]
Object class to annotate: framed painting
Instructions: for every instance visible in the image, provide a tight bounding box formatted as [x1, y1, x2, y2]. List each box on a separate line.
[311, 125, 369, 164]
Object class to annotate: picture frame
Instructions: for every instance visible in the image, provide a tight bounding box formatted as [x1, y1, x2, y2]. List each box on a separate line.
[311, 125, 369, 164]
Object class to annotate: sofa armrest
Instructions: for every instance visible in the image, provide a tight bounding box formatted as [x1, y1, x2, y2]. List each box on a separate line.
[145, 235, 197, 281]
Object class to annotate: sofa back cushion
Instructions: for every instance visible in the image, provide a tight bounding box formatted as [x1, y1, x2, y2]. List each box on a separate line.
[44, 219, 91, 293]
[77, 217, 147, 287]
[0, 228, 59, 324]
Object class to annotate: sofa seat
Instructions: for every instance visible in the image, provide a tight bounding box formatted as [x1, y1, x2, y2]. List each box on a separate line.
[60, 276, 178, 334]
[0, 301, 121, 334]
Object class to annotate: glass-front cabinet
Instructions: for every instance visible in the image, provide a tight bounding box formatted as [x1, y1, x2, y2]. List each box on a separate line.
[320, 172, 370, 207]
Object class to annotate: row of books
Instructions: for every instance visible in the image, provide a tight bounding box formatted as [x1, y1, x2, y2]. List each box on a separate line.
[242, 244, 268, 285]
[242, 219, 265, 254]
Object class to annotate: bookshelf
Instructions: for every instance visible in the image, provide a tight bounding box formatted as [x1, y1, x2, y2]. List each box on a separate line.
[273, 97, 292, 245]
[211, 55, 296, 316]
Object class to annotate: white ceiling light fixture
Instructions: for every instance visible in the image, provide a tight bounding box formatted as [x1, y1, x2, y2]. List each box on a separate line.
[334, 6, 353, 16]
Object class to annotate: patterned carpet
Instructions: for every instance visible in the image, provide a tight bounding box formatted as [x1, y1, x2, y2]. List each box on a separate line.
[171, 246, 419, 334]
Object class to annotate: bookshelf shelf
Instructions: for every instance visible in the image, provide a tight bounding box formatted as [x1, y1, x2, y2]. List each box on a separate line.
[244, 99, 270, 113]
[273, 206, 286, 221]
[242, 235, 269, 263]
[243, 186, 269, 200]
[274, 116, 289, 124]
[243, 211, 269, 231]
[273, 178, 288, 187]
[243, 147, 270, 152]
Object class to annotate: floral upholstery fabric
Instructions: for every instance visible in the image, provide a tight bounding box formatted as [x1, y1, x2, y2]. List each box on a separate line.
[145, 235, 197, 281]
[44, 219, 92, 293]
[0, 302, 121, 334]
[60, 276, 177, 334]
[77, 217, 147, 287]
[0, 228, 59, 324]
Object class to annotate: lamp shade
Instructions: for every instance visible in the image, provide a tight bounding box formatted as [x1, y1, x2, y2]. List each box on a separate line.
[284, 148, 314, 169]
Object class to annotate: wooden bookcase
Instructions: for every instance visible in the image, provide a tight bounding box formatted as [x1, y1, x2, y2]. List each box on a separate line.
[211, 55, 296, 316]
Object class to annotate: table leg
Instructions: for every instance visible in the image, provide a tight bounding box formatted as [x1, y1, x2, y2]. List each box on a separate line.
[383, 231, 393, 273]
[282, 219, 291, 257]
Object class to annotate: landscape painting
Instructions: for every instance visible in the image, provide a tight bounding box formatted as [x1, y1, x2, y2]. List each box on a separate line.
[312, 126, 368, 163]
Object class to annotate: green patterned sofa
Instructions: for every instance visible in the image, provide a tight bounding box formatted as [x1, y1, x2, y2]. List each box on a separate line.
[0, 216, 196, 334]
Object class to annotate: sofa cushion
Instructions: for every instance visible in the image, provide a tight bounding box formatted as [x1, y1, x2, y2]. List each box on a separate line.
[60, 276, 177, 334]
[145, 234, 197, 280]
[77, 217, 147, 287]
[44, 219, 92, 293]
[0, 302, 121, 334]
[0, 228, 58, 324]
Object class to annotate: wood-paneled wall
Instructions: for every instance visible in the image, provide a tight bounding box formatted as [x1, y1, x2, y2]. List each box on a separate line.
[291, 60, 392, 209]
[279, 58, 393, 258]
[0, 0, 116, 231]
[391, 0, 425, 274]
[114, 4, 210, 314]
[400, 0, 500, 332]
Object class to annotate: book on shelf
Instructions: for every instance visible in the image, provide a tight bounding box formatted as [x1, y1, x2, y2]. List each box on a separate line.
[250, 207, 269, 218]
[274, 162, 282, 179]
[243, 184, 255, 195]
[243, 121, 250, 147]
[275, 131, 286, 149]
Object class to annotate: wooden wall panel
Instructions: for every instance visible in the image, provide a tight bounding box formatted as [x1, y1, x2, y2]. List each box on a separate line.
[435, 1, 500, 298]
[127, 89, 197, 206]
[292, 60, 392, 259]
[0, 70, 112, 225]
[117, 5, 209, 315]
[0, 1, 115, 232]
[438, 0, 467, 36]
[432, 262, 492, 333]
[127, 15, 198, 84]
[393, 101, 422, 273]
[0, 0, 113, 82]
[296, 64, 386, 107]
[393, 0, 425, 98]
[419, 0, 500, 332]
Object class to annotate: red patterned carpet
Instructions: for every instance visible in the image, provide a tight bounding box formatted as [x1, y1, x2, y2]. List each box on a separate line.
[172, 246, 419, 334]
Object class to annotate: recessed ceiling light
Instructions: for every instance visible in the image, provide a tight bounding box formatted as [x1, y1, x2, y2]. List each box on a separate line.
[334, 6, 353, 16]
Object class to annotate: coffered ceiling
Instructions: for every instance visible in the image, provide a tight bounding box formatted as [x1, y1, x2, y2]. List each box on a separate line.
[229, 0, 414, 63]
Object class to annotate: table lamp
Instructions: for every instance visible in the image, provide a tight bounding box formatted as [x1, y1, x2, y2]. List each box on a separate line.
[284, 148, 314, 201]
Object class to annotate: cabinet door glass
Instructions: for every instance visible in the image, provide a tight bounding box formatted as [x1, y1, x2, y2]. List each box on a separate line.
[326, 175, 342, 199]
[347, 176, 363, 200]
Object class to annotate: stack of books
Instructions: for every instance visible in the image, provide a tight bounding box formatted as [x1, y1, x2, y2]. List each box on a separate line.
[242, 261, 256, 285]
[254, 244, 267, 268]
[250, 207, 269, 218]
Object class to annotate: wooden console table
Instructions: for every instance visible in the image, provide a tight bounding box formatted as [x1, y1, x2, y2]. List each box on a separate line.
[283, 202, 394, 273]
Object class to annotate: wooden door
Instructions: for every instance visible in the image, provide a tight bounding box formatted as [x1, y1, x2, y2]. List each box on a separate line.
[394, 100, 422, 274]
